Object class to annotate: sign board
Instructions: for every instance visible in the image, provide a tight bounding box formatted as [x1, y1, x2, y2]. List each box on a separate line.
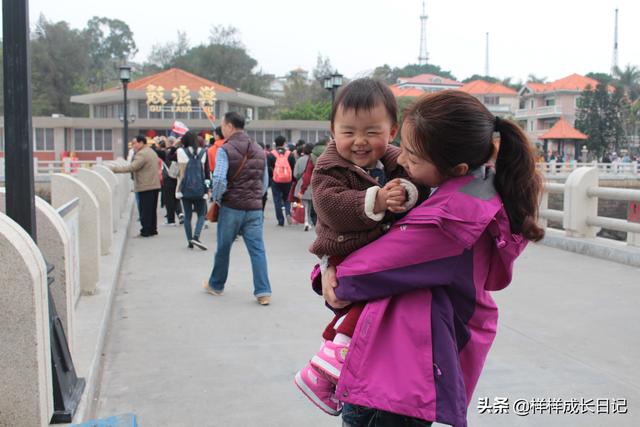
[146, 85, 217, 114]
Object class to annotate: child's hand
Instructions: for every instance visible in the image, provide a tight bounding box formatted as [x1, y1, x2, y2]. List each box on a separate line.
[375, 179, 407, 214]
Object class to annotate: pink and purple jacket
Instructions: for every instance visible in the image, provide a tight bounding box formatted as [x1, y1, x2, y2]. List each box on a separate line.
[333, 167, 528, 427]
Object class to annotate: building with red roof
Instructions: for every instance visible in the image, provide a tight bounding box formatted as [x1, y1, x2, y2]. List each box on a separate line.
[458, 80, 518, 118]
[396, 73, 462, 93]
[389, 84, 425, 98]
[538, 117, 588, 160]
[515, 73, 611, 145]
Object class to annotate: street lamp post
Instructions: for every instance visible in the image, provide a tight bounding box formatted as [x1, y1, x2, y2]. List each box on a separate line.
[324, 71, 343, 106]
[119, 65, 131, 159]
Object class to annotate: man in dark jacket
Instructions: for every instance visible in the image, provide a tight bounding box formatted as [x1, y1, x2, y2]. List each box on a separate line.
[203, 112, 273, 305]
[267, 135, 296, 226]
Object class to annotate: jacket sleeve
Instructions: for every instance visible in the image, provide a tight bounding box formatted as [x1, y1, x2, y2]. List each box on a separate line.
[334, 223, 468, 302]
[312, 167, 381, 232]
[111, 153, 145, 173]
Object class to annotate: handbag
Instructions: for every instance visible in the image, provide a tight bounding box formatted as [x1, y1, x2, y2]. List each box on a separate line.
[291, 199, 305, 224]
[206, 148, 250, 222]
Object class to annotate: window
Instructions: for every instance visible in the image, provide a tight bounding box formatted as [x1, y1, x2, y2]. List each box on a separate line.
[519, 99, 526, 109]
[34, 128, 55, 151]
[545, 98, 556, 106]
[299, 130, 331, 144]
[138, 101, 148, 119]
[74, 129, 113, 151]
[483, 96, 499, 105]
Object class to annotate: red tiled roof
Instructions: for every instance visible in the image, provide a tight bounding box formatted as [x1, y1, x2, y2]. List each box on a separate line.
[389, 85, 425, 98]
[398, 73, 461, 86]
[459, 80, 517, 95]
[525, 74, 613, 93]
[539, 118, 588, 140]
[125, 68, 234, 93]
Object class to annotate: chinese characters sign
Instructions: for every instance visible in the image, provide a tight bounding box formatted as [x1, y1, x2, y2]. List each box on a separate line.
[146, 85, 216, 113]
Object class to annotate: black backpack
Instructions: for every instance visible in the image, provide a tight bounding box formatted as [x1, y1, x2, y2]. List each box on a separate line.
[181, 148, 207, 199]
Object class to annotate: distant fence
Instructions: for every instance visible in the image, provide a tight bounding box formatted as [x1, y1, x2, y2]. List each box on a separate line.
[538, 160, 639, 178]
[0, 157, 111, 179]
[540, 167, 640, 246]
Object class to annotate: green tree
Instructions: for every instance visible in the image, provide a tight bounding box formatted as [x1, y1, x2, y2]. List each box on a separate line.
[612, 64, 640, 101]
[586, 72, 613, 85]
[371, 63, 456, 85]
[575, 84, 629, 156]
[147, 31, 189, 70]
[526, 74, 547, 83]
[31, 15, 89, 115]
[85, 16, 137, 90]
[462, 74, 499, 84]
[278, 101, 331, 120]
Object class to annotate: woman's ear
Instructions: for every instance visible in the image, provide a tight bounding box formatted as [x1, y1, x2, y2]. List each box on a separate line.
[450, 163, 469, 177]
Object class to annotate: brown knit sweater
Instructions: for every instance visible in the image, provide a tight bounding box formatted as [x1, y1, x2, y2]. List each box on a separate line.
[310, 141, 411, 257]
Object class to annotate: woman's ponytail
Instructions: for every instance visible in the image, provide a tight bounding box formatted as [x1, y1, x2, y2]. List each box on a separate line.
[494, 119, 545, 242]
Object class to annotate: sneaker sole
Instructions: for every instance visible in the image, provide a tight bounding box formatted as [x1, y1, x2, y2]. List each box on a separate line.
[191, 240, 208, 250]
[311, 356, 340, 383]
[294, 371, 341, 416]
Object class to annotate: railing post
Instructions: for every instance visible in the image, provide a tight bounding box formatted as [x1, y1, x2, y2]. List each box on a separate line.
[63, 157, 71, 174]
[550, 160, 556, 175]
[48, 162, 54, 175]
[33, 157, 39, 176]
[632, 161, 638, 176]
[96, 156, 103, 166]
[563, 167, 600, 238]
[538, 189, 549, 229]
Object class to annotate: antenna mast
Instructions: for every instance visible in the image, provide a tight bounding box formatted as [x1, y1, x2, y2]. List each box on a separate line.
[418, 1, 429, 65]
[612, 8, 619, 74]
[485, 32, 490, 76]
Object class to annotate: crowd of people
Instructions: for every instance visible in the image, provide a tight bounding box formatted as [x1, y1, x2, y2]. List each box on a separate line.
[110, 77, 546, 426]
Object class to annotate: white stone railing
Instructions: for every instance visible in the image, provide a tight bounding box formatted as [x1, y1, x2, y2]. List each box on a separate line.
[539, 167, 640, 246]
[515, 105, 563, 118]
[34, 158, 103, 176]
[538, 161, 639, 178]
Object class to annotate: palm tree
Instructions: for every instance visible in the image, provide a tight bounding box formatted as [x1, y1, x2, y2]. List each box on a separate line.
[612, 64, 640, 101]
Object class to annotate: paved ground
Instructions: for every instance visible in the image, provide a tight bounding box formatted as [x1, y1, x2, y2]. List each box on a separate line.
[94, 200, 639, 427]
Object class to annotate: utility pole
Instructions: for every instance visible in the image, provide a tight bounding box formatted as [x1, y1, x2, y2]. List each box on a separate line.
[3, 0, 36, 241]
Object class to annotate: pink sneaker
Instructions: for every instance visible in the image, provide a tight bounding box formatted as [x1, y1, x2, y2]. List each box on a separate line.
[294, 363, 341, 416]
[311, 340, 348, 383]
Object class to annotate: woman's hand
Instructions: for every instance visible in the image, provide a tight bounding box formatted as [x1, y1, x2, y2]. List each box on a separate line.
[322, 265, 351, 309]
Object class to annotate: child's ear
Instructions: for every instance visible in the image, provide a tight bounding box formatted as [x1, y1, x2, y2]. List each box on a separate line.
[389, 124, 399, 142]
[450, 163, 469, 176]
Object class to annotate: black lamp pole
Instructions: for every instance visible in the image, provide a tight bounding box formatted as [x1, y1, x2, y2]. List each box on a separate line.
[119, 65, 131, 159]
[3, 0, 36, 240]
[324, 71, 343, 106]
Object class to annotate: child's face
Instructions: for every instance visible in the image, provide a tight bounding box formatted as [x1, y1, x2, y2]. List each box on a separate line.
[332, 103, 398, 168]
[397, 122, 445, 188]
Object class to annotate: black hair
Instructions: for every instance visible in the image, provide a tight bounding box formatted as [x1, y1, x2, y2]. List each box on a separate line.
[214, 126, 224, 139]
[274, 135, 286, 147]
[330, 78, 398, 130]
[224, 111, 245, 130]
[135, 134, 147, 144]
[181, 131, 198, 150]
[303, 143, 314, 155]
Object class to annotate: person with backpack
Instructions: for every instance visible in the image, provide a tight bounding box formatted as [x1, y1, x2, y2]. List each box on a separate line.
[293, 143, 316, 231]
[176, 131, 209, 250]
[267, 135, 296, 226]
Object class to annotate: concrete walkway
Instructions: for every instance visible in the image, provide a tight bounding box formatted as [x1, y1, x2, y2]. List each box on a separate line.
[93, 201, 639, 427]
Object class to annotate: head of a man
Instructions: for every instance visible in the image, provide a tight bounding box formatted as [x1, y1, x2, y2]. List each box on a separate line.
[221, 112, 245, 139]
[274, 135, 286, 148]
[132, 135, 146, 152]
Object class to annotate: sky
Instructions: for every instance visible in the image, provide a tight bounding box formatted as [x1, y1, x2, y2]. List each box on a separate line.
[10, 0, 640, 83]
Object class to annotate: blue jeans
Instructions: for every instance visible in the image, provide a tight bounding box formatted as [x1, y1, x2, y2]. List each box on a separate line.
[207, 205, 271, 297]
[271, 182, 291, 225]
[181, 198, 206, 241]
[342, 404, 433, 427]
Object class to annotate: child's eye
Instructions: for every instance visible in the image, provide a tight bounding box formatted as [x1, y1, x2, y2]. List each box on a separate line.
[367, 131, 380, 136]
